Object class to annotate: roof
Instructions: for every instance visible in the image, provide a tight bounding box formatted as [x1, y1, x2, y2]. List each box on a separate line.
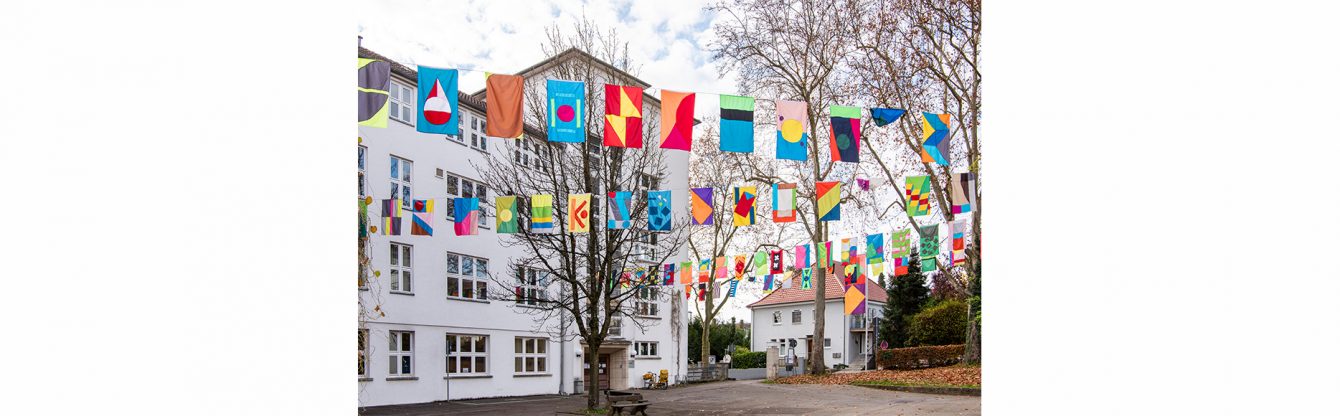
[746, 274, 888, 309]
[466, 47, 658, 102]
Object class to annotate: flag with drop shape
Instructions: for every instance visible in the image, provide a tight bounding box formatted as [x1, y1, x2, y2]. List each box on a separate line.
[920, 112, 952, 165]
[647, 190, 672, 232]
[828, 105, 862, 163]
[951, 219, 967, 266]
[453, 198, 479, 236]
[690, 187, 714, 226]
[380, 199, 402, 235]
[870, 108, 907, 127]
[530, 194, 555, 234]
[719, 95, 755, 153]
[890, 229, 911, 276]
[485, 74, 525, 138]
[867, 233, 885, 277]
[357, 58, 391, 128]
[817, 181, 841, 221]
[567, 194, 591, 233]
[415, 66, 459, 134]
[606, 191, 632, 229]
[495, 196, 518, 234]
[906, 176, 932, 217]
[547, 79, 585, 142]
[733, 186, 757, 226]
[775, 100, 808, 161]
[951, 172, 976, 214]
[603, 84, 644, 148]
[801, 268, 812, 290]
[410, 199, 434, 236]
[659, 90, 694, 151]
[919, 224, 939, 272]
[772, 183, 797, 223]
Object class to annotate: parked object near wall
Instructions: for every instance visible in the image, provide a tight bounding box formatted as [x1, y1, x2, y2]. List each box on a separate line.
[875, 344, 965, 370]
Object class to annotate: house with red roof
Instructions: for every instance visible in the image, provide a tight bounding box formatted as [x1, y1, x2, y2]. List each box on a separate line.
[746, 274, 887, 369]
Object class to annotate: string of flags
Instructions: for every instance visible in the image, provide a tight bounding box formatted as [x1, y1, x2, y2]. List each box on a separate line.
[357, 59, 958, 166]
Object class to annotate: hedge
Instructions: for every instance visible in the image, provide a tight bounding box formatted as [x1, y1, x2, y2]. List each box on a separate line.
[909, 299, 969, 346]
[731, 351, 767, 369]
[875, 344, 965, 370]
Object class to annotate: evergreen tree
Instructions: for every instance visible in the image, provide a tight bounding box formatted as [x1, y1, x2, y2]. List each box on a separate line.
[880, 247, 929, 348]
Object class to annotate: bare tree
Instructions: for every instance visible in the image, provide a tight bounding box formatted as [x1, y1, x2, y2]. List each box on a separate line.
[474, 18, 689, 410]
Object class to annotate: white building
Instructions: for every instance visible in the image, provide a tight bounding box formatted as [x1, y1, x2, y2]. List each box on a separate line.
[357, 46, 690, 407]
[746, 274, 887, 369]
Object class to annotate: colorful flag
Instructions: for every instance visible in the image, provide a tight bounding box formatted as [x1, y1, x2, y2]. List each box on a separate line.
[817, 181, 841, 221]
[920, 112, 952, 165]
[685, 284, 692, 299]
[485, 74, 524, 138]
[816, 241, 831, 273]
[801, 268, 812, 290]
[410, 199, 434, 236]
[763, 274, 775, 293]
[647, 190, 672, 232]
[662, 263, 676, 285]
[951, 219, 967, 266]
[530, 194, 555, 234]
[697, 283, 707, 301]
[871, 107, 907, 127]
[752, 251, 767, 276]
[829, 105, 862, 163]
[495, 196, 518, 234]
[547, 79, 585, 142]
[867, 233, 885, 277]
[732, 186, 757, 226]
[919, 224, 939, 272]
[416, 66, 459, 134]
[690, 187, 714, 226]
[357, 58, 391, 128]
[719, 94, 755, 153]
[606, 191, 632, 229]
[844, 279, 867, 315]
[775, 100, 808, 161]
[567, 194, 591, 233]
[781, 271, 794, 289]
[732, 255, 747, 280]
[679, 261, 693, 285]
[769, 250, 784, 274]
[453, 197, 479, 236]
[697, 259, 711, 283]
[659, 90, 694, 151]
[906, 176, 932, 217]
[728, 279, 739, 297]
[890, 229, 911, 276]
[379, 198, 403, 235]
[603, 84, 644, 148]
[951, 172, 976, 214]
[772, 183, 797, 223]
[795, 244, 810, 269]
[715, 257, 728, 280]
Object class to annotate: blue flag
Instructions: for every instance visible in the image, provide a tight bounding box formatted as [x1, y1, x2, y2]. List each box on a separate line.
[416, 66, 460, 135]
[547, 80, 585, 142]
[871, 108, 907, 127]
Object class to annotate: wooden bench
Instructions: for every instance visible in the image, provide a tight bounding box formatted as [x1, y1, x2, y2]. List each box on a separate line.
[605, 390, 651, 416]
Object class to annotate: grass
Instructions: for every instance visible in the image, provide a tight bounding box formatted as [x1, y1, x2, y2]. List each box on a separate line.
[852, 380, 980, 389]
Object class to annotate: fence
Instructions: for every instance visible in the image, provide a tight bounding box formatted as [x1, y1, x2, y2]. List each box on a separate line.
[684, 363, 729, 383]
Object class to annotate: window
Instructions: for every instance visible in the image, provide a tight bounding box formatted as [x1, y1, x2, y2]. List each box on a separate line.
[446, 334, 488, 375]
[390, 155, 412, 209]
[792, 310, 802, 324]
[513, 337, 548, 374]
[513, 139, 548, 172]
[637, 172, 659, 190]
[470, 115, 489, 151]
[388, 331, 413, 376]
[824, 338, 832, 348]
[389, 243, 412, 293]
[358, 329, 369, 378]
[634, 287, 658, 317]
[635, 341, 658, 357]
[772, 311, 782, 325]
[358, 146, 367, 197]
[444, 173, 489, 227]
[388, 81, 414, 125]
[609, 317, 623, 337]
[446, 252, 489, 300]
[515, 266, 547, 306]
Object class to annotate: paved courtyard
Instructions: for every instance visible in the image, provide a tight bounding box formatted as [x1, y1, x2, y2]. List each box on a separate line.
[360, 379, 980, 416]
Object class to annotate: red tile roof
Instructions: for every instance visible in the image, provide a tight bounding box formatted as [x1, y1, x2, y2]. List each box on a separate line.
[747, 273, 887, 308]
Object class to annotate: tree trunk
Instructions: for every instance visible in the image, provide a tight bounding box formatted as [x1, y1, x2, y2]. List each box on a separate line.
[700, 287, 713, 365]
[810, 252, 827, 375]
[584, 343, 600, 410]
[964, 311, 981, 364]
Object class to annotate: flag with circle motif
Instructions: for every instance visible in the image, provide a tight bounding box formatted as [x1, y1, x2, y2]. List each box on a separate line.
[829, 105, 862, 163]
[547, 79, 585, 143]
[775, 100, 808, 161]
[567, 194, 591, 233]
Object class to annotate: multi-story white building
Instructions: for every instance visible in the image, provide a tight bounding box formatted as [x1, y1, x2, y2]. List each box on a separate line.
[747, 274, 887, 369]
[357, 46, 690, 407]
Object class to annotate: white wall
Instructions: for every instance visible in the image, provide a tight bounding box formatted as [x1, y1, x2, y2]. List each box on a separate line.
[749, 300, 884, 367]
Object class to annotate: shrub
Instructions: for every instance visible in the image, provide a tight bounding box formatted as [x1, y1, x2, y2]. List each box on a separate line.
[908, 299, 969, 346]
[731, 351, 767, 369]
[875, 344, 965, 370]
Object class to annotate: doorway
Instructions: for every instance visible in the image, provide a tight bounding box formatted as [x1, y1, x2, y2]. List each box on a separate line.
[583, 353, 611, 391]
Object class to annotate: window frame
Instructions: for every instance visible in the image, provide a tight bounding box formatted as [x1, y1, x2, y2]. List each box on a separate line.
[445, 251, 489, 300]
[390, 155, 412, 209]
[791, 309, 802, 324]
[358, 145, 367, 197]
[389, 242, 413, 294]
[635, 341, 659, 358]
[633, 287, 659, 318]
[446, 333, 489, 375]
[443, 172, 490, 228]
[388, 331, 414, 377]
[515, 266, 548, 306]
[772, 311, 782, 325]
[358, 329, 369, 378]
[388, 81, 415, 126]
[513, 337, 549, 374]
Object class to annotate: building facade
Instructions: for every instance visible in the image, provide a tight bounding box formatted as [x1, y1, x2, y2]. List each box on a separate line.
[357, 47, 690, 407]
[747, 275, 887, 369]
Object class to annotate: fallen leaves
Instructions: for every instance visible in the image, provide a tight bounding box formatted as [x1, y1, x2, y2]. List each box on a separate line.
[772, 365, 981, 387]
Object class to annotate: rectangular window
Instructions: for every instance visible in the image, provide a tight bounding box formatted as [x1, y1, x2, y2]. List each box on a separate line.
[609, 317, 623, 337]
[388, 331, 413, 376]
[446, 334, 489, 375]
[390, 155, 412, 209]
[635, 341, 658, 357]
[513, 337, 548, 374]
[824, 338, 832, 348]
[772, 311, 782, 325]
[358, 329, 369, 377]
[515, 266, 547, 306]
[446, 252, 489, 300]
[634, 287, 658, 317]
[389, 243, 412, 293]
[388, 82, 414, 125]
[358, 146, 367, 197]
[792, 310, 802, 324]
[444, 173, 489, 228]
